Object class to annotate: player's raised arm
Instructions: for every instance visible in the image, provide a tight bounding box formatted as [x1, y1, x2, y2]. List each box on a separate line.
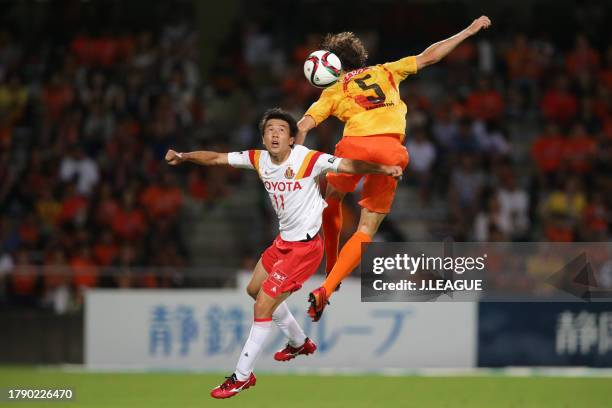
[165, 149, 229, 166]
[338, 158, 403, 179]
[297, 85, 337, 145]
[296, 115, 316, 145]
[415, 16, 491, 70]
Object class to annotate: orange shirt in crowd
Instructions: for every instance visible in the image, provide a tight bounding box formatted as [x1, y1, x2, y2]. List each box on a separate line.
[545, 225, 574, 242]
[506, 47, 541, 80]
[42, 84, 74, 122]
[70, 256, 98, 288]
[11, 265, 37, 295]
[566, 49, 600, 76]
[466, 90, 505, 121]
[563, 136, 596, 173]
[58, 195, 88, 224]
[93, 243, 119, 266]
[140, 185, 183, 218]
[96, 198, 120, 226]
[531, 134, 565, 173]
[111, 209, 146, 240]
[540, 90, 577, 123]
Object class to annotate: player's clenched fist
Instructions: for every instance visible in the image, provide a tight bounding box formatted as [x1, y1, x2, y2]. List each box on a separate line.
[165, 149, 184, 166]
[384, 165, 403, 180]
[466, 16, 492, 36]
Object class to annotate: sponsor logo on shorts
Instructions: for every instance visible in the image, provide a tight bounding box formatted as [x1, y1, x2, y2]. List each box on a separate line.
[272, 272, 286, 282]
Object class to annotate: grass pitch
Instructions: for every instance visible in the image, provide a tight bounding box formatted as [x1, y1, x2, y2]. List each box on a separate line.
[0, 366, 610, 407]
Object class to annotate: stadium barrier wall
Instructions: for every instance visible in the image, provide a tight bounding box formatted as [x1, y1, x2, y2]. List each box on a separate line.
[0, 309, 82, 364]
[85, 279, 477, 370]
[478, 303, 612, 367]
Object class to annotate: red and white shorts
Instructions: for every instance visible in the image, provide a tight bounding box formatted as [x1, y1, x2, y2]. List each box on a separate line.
[261, 234, 324, 298]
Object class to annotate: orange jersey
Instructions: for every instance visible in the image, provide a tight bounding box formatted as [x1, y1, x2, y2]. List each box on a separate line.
[305, 56, 418, 137]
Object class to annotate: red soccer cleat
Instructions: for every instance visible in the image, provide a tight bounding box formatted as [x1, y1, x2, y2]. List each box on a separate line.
[307, 286, 329, 322]
[274, 337, 317, 361]
[210, 373, 256, 399]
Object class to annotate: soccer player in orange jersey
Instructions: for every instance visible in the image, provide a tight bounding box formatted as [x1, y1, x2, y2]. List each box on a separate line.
[297, 16, 492, 321]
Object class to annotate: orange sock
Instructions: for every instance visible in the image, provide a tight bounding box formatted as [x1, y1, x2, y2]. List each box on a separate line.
[322, 197, 342, 274]
[322, 231, 371, 295]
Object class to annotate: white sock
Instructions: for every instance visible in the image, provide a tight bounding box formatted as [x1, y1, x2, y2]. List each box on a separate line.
[235, 319, 272, 381]
[272, 301, 307, 347]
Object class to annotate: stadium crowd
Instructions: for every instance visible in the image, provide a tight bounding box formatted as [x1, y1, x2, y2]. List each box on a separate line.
[0, 1, 610, 309]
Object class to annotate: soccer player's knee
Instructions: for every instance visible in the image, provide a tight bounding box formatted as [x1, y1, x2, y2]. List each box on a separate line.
[253, 296, 274, 318]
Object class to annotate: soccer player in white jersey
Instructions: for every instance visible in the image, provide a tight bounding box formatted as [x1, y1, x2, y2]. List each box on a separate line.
[165, 108, 401, 399]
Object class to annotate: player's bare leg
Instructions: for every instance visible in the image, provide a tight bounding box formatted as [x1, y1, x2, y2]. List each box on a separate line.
[308, 208, 385, 321]
[322, 185, 346, 281]
[246, 258, 269, 300]
[246, 258, 316, 361]
[211, 290, 290, 399]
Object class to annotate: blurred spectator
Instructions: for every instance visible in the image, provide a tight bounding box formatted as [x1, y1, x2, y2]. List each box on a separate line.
[496, 173, 530, 240]
[451, 118, 481, 156]
[112, 244, 140, 288]
[432, 103, 459, 150]
[42, 73, 75, 125]
[140, 171, 183, 219]
[57, 182, 89, 227]
[542, 177, 586, 225]
[111, 191, 146, 241]
[406, 128, 436, 204]
[94, 183, 120, 227]
[540, 76, 578, 124]
[561, 122, 596, 175]
[543, 214, 575, 242]
[473, 196, 509, 241]
[449, 155, 485, 237]
[0, 73, 28, 126]
[505, 34, 542, 83]
[59, 146, 100, 196]
[581, 193, 609, 241]
[187, 168, 209, 202]
[466, 76, 505, 121]
[93, 230, 119, 266]
[474, 121, 510, 158]
[36, 189, 62, 230]
[70, 244, 98, 303]
[41, 248, 71, 314]
[531, 122, 565, 187]
[8, 249, 38, 306]
[565, 34, 600, 77]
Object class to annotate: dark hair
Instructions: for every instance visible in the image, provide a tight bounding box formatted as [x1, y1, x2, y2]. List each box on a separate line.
[259, 108, 298, 138]
[321, 32, 368, 71]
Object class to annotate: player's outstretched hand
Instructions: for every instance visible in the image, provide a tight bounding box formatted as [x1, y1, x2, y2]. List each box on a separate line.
[466, 16, 491, 36]
[384, 165, 403, 180]
[165, 149, 184, 166]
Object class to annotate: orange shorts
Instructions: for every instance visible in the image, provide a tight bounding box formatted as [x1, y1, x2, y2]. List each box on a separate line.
[326, 134, 409, 213]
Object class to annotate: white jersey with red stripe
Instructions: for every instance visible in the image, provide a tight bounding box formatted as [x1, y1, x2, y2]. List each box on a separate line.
[228, 145, 342, 241]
